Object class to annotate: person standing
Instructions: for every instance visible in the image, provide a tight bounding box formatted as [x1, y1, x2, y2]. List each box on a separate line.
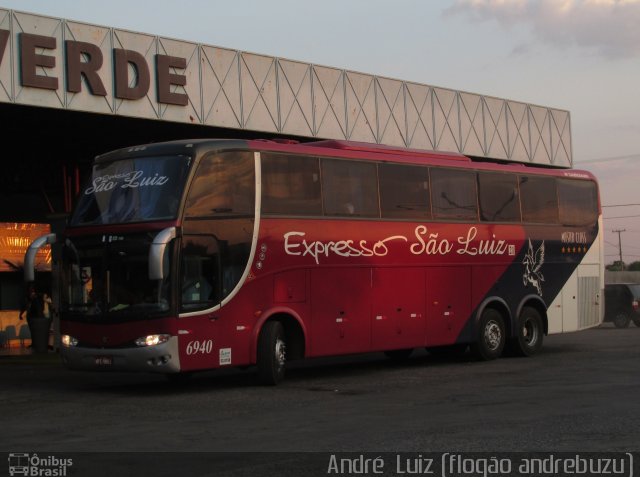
[19, 287, 45, 349]
[20, 287, 44, 320]
[42, 292, 53, 319]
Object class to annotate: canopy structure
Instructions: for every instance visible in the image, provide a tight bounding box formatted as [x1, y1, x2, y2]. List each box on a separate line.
[0, 8, 572, 167]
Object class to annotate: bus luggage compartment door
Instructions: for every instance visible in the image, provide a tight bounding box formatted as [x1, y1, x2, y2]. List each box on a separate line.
[425, 266, 472, 347]
[310, 268, 372, 356]
[371, 268, 425, 350]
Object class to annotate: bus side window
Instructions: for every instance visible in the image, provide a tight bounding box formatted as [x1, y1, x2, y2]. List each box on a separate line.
[321, 158, 379, 217]
[262, 153, 322, 216]
[557, 179, 598, 226]
[184, 152, 255, 218]
[379, 163, 431, 219]
[520, 176, 559, 224]
[430, 168, 478, 221]
[478, 172, 520, 222]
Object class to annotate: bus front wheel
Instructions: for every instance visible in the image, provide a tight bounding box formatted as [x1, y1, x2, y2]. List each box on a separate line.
[471, 308, 505, 360]
[257, 321, 287, 385]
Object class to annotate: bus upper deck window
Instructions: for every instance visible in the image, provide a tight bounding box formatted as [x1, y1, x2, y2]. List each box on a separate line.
[430, 168, 478, 221]
[321, 159, 379, 218]
[262, 153, 322, 216]
[379, 164, 431, 220]
[558, 179, 598, 226]
[185, 152, 255, 218]
[478, 172, 520, 222]
[520, 176, 559, 224]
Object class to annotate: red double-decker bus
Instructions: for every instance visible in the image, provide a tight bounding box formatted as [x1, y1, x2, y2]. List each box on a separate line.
[26, 139, 603, 384]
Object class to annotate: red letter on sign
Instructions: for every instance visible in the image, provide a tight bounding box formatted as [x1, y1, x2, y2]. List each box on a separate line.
[66, 40, 107, 96]
[156, 54, 188, 106]
[114, 48, 150, 100]
[20, 33, 58, 90]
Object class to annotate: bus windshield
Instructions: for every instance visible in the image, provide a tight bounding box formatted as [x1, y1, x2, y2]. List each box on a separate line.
[71, 155, 191, 225]
[61, 234, 172, 321]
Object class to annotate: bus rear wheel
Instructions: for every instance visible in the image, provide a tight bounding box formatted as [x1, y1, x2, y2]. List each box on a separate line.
[508, 306, 544, 356]
[257, 321, 287, 385]
[471, 308, 505, 360]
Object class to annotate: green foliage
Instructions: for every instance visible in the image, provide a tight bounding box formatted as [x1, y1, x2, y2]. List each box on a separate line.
[606, 261, 625, 271]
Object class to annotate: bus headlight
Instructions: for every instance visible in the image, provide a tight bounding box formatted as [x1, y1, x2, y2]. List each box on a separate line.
[135, 334, 171, 347]
[61, 335, 78, 347]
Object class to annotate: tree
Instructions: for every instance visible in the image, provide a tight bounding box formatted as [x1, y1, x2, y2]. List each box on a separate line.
[606, 261, 626, 271]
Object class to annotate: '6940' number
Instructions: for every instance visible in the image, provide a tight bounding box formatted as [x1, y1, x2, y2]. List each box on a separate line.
[186, 339, 213, 355]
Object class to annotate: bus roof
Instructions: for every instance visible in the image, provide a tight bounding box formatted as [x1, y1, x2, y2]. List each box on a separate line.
[93, 138, 597, 182]
[249, 139, 597, 181]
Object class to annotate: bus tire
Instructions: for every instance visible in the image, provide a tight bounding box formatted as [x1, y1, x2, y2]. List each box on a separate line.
[384, 348, 413, 361]
[257, 321, 287, 385]
[633, 318, 640, 328]
[613, 311, 631, 329]
[471, 308, 505, 361]
[508, 306, 544, 357]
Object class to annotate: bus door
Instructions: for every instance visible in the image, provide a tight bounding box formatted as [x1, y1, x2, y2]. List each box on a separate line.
[310, 268, 372, 356]
[177, 234, 222, 367]
[372, 268, 425, 350]
[425, 266, 472, 347]
[576, 263, 602, 330]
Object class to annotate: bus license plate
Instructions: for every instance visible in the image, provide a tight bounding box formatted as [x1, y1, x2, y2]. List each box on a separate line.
[95, 356, 112, 366]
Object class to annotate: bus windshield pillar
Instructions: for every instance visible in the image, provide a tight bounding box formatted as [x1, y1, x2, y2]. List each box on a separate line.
[24, 233, 57, 282]
[149, 227, 177, 280]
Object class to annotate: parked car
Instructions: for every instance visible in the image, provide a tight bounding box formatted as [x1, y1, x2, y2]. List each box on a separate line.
[604, 283, 640, 328]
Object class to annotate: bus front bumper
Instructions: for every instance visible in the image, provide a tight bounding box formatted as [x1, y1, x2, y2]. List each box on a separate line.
[60, 336, 181, 373]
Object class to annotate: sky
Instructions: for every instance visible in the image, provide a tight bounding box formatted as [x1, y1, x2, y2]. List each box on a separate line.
[1, 0, 639, 265]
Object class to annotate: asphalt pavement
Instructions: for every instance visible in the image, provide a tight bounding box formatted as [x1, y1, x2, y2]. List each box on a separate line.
[1, 324, 638, 455]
